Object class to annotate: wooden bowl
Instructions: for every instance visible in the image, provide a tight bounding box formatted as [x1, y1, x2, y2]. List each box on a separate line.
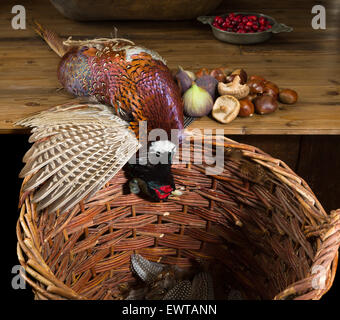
[50, 0, 223, 21]
[17, 134, 340, 300]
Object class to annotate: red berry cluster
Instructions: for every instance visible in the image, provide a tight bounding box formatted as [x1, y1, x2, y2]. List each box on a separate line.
[213, 13, 272, 33]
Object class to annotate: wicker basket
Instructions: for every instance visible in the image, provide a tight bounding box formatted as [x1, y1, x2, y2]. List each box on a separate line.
[16, 135, 340, 300]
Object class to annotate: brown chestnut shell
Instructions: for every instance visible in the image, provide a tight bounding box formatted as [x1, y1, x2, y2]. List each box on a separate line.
[249, 75, 266, 82]
[195, 68, 210, 78]
[253, 95, 278, 115]
[263, 81, 280, 98]
[238, 99, 255, 117]
[279, 89, 298, 104]
[247, 79, 265, 95]
[210, 68, 227, 83]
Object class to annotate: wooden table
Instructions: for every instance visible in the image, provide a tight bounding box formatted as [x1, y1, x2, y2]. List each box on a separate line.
[0, 1, 339, 201]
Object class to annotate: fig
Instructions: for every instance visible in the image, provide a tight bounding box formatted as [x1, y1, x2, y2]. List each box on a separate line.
[183, 84, 213, 117]
[175, 67, 193, 95]
[195, 75, 218, 100]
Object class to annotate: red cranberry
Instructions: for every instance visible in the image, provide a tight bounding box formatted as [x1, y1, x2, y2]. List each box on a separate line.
[259, 17, 266, 25]
[214, 13, 270, 34]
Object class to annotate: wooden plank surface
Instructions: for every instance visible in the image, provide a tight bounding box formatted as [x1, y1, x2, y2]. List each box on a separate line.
[0, 0, 339, 134]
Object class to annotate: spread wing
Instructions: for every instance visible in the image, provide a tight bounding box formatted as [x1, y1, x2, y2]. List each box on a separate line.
[17, 103, 140, 214]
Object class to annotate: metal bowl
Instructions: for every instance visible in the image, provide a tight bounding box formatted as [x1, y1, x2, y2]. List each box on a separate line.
[198, 12, 293, 45]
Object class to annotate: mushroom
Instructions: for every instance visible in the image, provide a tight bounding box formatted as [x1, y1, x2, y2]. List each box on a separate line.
[226, 69, 248, 84]
[212, 95, 240, 124]
[218, 76, 250, 100]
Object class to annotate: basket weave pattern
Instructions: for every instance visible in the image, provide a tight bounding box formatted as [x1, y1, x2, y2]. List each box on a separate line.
[17, 136, 340, 300]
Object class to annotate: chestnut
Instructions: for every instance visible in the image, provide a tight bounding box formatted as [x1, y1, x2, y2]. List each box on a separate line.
[226, 69, 248, 84]
[210, 68, 227, 83]
[244, 94, 257, 102]
[195, 68, 210, 78]
[279, 89, 298, 104]
[263, 81, 279, 98]
[238, 98, 255, 117]
[249, 75, 266, 82]
[253, 95, 278, 115]
[247, 79, 265, 95]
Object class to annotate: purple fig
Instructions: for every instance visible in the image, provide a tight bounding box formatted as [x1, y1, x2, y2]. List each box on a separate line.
[195, 75, 218, 100]
[175, 67, 193, 95]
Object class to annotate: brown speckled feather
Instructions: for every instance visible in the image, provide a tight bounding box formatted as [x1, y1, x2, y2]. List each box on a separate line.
[17, 104, 140, 214]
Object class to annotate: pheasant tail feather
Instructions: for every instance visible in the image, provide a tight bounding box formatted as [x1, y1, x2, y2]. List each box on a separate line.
[31, 20, 67, 57]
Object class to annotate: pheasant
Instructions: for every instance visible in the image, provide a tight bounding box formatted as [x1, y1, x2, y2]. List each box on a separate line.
[17, 22, 190, 214]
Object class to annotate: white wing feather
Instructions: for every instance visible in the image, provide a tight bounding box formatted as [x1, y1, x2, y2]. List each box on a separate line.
[17, 103, 140, 214]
